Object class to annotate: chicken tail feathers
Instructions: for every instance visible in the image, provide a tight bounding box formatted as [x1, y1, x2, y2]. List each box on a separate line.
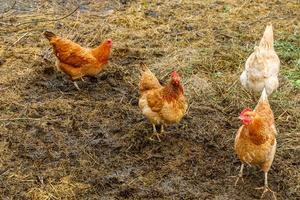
[139, 63, 150, 74]
[259, 24, 274, 49]
[43, 31, 56, 40]
[254, 88, 269, 111]
[139, 63, 161, 93]
[260, 88, 268, 102]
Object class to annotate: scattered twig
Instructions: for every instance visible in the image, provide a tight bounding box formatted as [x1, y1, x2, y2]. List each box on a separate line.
[0, 117, 60, 122]
[217, 33, 235, 39]
[0, 21, 12, 26]
[65, 9, 81, 40]
[16, 5, 80, 27]
[111, 87, 127, 95]
[0, 117, 42, 121]
[226, 79, 239, 92]
[232, 0, 248, 15]
[185, 101, 193, 115]
[0, 87, 9, 91]
[12, 32, 30, 46]
[248, 12, 271, 26]
[0, 168, 9, 176]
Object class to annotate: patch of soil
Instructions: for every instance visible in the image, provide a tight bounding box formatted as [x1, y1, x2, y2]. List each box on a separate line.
[0, 0, 299, 200]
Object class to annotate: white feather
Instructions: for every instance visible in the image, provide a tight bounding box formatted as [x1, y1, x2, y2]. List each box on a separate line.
[240, 24, 280, 96]
[260, 88, 268, 102]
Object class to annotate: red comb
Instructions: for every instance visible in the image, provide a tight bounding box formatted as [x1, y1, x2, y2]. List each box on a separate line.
[106, 39, 112, 44]
[240, 108, 253, 116]
[171, 71, 178, 77]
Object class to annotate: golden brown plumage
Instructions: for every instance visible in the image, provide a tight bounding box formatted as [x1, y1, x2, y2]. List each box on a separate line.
[234, 88, 277, 198]
[138, 65, 187, 140]
[44, 31, 112, 89]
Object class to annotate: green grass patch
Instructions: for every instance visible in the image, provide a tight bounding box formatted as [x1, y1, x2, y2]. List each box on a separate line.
[275, 34, 300, 64]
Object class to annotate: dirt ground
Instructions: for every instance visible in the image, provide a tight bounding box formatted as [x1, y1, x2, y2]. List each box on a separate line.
[0, 0, 299, 199]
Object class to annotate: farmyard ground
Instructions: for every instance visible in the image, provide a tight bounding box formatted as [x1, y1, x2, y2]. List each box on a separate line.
[0, 0, 299, 199]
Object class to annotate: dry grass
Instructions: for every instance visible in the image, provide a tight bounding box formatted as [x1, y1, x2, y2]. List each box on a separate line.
[0, 0, 299, 199]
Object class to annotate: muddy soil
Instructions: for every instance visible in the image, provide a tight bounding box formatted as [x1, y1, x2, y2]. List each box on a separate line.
[0, 0, 299, 199]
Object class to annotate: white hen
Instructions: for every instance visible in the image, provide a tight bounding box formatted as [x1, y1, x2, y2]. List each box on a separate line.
[240, 24, 280, 96]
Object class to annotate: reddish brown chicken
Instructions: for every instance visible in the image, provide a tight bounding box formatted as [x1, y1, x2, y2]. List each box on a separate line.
[44, 31, 112, 90]
[234, 88, 277, 198]
[139, 65, 187, 141]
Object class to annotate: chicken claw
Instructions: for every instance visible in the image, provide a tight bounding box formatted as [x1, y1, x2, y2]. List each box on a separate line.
[230, 164, 244, 186]
[73, 81, 81, 90]
[149, 132, 162, 142]
[233, 174, 244, 187]
[148, 124, 160, 142]
[255, 172, 276, 199]
[255, 186, 276, 199]
[161, 124, 164, 133]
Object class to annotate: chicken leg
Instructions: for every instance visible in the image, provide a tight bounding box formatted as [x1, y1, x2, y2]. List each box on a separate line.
[72, 77, 86, 90]
[231, 163, 244, 186]
[73, 81, 81, 90]
[149, 124, 163, 142]
[255, 172, 276, 199]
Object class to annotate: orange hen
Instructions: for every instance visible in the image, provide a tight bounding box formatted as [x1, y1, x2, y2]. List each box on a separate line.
[44, 31, 112, 90]
[138, 65, 187, 141]
[234, 88, 277, 198]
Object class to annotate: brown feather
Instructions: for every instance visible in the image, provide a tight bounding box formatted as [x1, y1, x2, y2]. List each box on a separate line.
[234, 94, 276, 171]
[138, 69, 187, 126]
[45, 32, 112, 80]
[162, 83, 184, 102]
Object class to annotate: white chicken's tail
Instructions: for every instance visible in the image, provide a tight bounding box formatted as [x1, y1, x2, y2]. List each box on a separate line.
[254, 88, 269, 111]
[260, 88, 268, 102]
[259, 24, 274, 49]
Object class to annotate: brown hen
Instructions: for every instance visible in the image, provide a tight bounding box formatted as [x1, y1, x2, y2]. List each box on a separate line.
[234, 88, 277, 198]
[44, 31, 112, 90]
[139, 65, 187, 141]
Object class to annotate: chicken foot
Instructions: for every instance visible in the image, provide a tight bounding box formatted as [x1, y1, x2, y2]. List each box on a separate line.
[230, 163, 244, 186]
[255, 172, 276, 199]
[73, 81, 81, 90]
[149, 124, 165, 142]
[72, 77, 88, 90]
